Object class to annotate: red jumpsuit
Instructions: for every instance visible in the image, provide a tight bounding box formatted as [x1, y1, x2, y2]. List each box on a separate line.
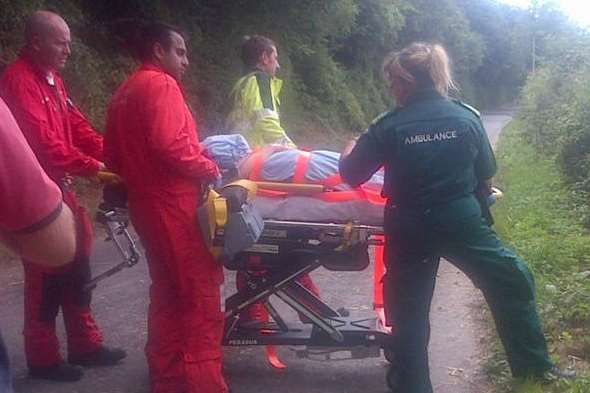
[0, 54, 104, 367]
[104, 64, 227, 393]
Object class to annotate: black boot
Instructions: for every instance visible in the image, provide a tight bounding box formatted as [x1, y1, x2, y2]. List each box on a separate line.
[29, 362, 84, 382]
[68, 346, 127, 367]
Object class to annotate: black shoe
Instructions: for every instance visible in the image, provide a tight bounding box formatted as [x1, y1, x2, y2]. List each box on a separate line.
[29, 362, 84, 382]
[68, 346, 127, 367]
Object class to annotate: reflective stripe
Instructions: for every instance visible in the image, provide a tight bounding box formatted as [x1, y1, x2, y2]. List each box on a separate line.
[274, 135, 296, 148]
[252, 108, 279, 122]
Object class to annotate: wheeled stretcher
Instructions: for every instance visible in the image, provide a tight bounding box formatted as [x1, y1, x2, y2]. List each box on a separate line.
[92, 179, 395, 369]
[223, 218, 389, 356]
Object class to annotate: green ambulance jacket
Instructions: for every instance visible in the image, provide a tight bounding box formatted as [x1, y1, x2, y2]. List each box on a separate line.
[226, 71, 296, 148]
[340, 89, 496, 212]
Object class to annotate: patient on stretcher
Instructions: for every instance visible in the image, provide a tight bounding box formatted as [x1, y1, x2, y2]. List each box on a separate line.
[202, 135, 386, 225]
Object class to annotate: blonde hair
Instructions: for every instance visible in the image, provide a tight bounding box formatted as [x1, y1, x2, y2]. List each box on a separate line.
[382, 42, 456, 105]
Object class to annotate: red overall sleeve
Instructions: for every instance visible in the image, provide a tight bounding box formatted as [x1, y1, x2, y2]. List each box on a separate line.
[144, 75, 219, 181]
[0, 76, 101, 177]
[68, 99, 104, 162]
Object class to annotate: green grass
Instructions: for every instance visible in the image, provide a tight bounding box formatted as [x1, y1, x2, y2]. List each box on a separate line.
[485, 120, 590, 392]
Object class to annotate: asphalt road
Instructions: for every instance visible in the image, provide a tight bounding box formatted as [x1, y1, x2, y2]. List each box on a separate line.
[0, 113, 512, 393]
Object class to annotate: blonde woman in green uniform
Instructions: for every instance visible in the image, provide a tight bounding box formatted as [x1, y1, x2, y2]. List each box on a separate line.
[226, 35, 295, 148]
[339, 42, 574, 393]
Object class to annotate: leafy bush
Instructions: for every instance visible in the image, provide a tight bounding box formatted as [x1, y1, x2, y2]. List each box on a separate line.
[518, 30, 590, 224]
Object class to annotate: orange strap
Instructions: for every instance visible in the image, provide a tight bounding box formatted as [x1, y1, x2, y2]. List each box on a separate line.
[249, 151, 265, 181]
[321, 173, 343, 188]
[318, 188, 386, 205]
[266, 345, 287, 370]
[373, 235, 385, 309]
[292, 151, 311, 184]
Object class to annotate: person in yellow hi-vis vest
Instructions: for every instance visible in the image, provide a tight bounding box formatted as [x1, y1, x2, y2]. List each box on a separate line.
[227, 36, 322, 326]
[226, 35, 296, 148]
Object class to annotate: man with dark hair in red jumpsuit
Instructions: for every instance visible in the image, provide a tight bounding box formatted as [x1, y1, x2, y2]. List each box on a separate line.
[104, 22, 228, 393]
[0, 10, 126, 382]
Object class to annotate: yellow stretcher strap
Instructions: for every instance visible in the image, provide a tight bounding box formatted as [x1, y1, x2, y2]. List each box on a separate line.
[213, 193, 228, 228]
[204, 189, 222, 240]
[204, 189, 226, 260]
[207, 179, 259, 235]
[205, 180, 259, 259]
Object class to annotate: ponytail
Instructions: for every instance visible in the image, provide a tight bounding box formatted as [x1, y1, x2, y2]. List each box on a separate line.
[382, 42, 456, 105]
[429, 44, 456, 96]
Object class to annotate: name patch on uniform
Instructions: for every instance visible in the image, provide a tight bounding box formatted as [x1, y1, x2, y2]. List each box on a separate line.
[404, 130, 457, 145]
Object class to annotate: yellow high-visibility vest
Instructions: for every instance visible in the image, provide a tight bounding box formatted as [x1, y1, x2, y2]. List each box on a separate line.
[226, 71, 296, 149]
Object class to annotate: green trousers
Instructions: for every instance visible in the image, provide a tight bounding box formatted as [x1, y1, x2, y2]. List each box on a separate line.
[383, 195, 553, 393]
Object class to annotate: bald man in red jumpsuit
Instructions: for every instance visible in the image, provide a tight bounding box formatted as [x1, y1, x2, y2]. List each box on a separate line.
[104, 23, 227, 393]
[0, 11, 126, 381]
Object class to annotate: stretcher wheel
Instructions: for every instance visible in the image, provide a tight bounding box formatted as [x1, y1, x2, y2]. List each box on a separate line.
[383, 347, 395, 363]
[386, 365, 401, 392]
[337, 307, 350, 317]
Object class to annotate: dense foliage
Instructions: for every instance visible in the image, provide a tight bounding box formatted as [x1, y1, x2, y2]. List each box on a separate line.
[1, 0, 538, 143]
[517, 3, 590, 225]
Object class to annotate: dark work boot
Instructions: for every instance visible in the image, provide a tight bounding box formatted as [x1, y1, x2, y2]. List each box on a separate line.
[29, 362, 84, 382]
[68, 346, 127, 367]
